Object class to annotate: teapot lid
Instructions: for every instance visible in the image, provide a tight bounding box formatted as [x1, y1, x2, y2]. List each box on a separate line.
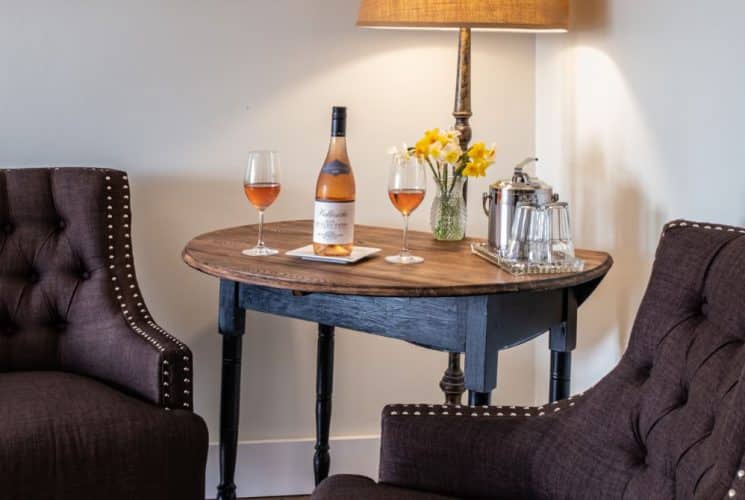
[489, 158, 553, 194]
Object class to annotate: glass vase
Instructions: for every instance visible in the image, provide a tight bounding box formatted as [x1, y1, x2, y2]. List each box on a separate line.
[430, 177, 466, 241]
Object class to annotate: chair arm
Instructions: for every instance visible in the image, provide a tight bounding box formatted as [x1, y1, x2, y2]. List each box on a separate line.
[60, 311, 194, 411]
[378, 401, 570, 499]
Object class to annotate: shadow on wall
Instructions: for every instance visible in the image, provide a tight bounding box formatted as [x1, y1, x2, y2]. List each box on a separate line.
[569, 140, 664, 358]
[555, 0, 668, 379]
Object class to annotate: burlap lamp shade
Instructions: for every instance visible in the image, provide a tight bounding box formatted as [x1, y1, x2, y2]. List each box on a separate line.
[357, 0, 569, 31]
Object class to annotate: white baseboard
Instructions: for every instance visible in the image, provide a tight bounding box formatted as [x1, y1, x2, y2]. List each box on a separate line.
[205, 435, 381, 499]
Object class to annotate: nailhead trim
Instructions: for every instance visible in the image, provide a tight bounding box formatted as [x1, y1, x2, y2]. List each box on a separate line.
[385, 393, 585, 418]
[664, 220, 745, 239]
[727, 469, 745, 498]
[102, 170, 192, 411]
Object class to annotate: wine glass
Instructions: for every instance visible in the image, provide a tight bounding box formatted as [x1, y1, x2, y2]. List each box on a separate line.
[385, 155, 426, 264]
[242, 151, 281, 257]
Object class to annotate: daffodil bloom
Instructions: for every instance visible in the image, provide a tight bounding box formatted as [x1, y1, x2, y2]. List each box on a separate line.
[415, 138, 431, 158]
[424, 128, 441, 145]
[394, 128, 496, 192]
[443, 143, 462, 164]
[387, 144, 410, 160]
[429, 142, 443, 160]
[445, 129, 461, 141]
[485, 143, 497, 162]
[467, 142, 487, 161]
[462, 158, 490, 177]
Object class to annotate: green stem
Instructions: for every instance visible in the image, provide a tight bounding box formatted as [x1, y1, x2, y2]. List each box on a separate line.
[426, 158, 440, 185]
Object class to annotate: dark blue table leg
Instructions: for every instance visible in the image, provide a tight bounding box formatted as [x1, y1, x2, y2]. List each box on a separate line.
[468, 391, 492, 406]
[464, 296, 499, 405]
[549, 351, 572, 402]
[217, 280, 246, 500]
[549, 288, 577, 402]
[314, 324, 335, 485]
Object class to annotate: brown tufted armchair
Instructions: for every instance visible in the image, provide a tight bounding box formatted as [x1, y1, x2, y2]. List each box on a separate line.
[0, 168, 208, 500]
[313, 220, 745, 500]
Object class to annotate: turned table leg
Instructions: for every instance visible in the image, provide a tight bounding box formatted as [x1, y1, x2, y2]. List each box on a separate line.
[314, 324, 335, 485]
[440, 352, 466, 405]
[217, 280, 246, 500]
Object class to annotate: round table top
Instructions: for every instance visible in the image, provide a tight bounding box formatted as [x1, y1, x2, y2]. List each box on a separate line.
[182, 220, 613, 297]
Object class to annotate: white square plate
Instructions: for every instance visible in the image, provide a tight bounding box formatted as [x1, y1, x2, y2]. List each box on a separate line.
[285, 245, 381, 264]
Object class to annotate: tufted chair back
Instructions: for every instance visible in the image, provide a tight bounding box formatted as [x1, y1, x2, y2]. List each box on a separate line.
[0, 168, 176, 394]
[534, 221, 745, 499]
[621, 221, 745, 499]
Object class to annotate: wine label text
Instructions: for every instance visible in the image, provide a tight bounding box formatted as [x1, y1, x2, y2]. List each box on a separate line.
[313, 201, 355, 244]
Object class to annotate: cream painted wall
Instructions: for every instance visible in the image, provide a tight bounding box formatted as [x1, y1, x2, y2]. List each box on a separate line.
[534, 0, 745, 400]
[0, 0, 537, 442]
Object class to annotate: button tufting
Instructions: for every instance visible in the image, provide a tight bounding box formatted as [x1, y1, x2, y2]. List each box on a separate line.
[81, 271, 91, 280]
[679, 391, 688, 407]
[58, 219, 66, 230]
[4, 223, 13, 234]
[28, 270, 39, 283]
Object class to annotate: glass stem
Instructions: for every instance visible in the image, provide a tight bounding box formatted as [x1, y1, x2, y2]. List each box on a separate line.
[401, 214, 410, 256]
[257, 209, 266, 248]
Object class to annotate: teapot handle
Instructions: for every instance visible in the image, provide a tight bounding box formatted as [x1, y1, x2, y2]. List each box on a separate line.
[482, 192, 492, 216]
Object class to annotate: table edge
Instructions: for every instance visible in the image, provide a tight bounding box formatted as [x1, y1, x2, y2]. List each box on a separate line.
[181, 246, 614, 298]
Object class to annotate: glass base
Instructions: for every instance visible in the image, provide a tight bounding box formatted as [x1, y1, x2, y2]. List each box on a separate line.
[385, 254, 424, 265]
[242, 246, 278, 257]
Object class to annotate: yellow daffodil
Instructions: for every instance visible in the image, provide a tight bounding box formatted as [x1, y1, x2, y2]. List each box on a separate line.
[429, 142, 443, 160]
[443, 143, 462, 164]
[395, 128, 496, 186]
[461, 162, 480, 177]
[462, 158, 489, 177]
[424, 128, 441, 145]
[414, 137, 430, 158]
[467, 142, 487, 161]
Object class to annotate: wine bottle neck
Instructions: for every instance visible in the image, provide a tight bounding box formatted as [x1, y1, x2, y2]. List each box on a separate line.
[331, 114, 346, 137]
[326, 137, 349, 162]
[329, 136, 346, 147]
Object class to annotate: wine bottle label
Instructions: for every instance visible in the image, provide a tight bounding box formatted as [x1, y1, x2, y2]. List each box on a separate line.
[313, 201, 355, 244]
[320, 160, 351, 176]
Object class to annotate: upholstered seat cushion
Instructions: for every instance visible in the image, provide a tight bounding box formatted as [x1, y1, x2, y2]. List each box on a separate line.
[0, 371, 208, 500]
[313, 475, 457, 500]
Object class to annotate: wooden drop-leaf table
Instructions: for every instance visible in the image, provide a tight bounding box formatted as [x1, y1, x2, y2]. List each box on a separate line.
[182, 220, 613, 500]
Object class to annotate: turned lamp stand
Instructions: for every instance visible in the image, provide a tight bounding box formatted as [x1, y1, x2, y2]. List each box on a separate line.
[441, 26, 473, 406]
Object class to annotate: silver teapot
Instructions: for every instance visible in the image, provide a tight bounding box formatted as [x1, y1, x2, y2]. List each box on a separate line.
[482, 158, 558, 255]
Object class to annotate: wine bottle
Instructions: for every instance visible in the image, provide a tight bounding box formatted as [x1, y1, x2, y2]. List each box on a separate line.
[313, 106, 356, 256]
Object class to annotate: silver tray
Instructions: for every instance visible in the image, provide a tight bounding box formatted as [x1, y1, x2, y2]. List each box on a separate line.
[471, 242, 585, 276]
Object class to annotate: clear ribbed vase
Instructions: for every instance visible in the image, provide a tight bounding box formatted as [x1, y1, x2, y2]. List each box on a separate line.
[430, 177, 466, 241]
